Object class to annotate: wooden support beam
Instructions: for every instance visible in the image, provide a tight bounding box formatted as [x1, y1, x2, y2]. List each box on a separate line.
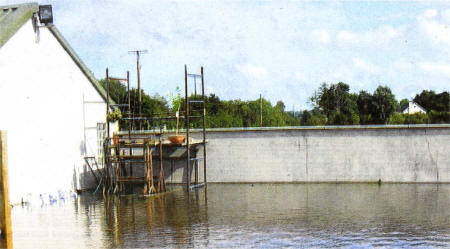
[0, 131, 12, 249]
[157, 139, 165, 193]
[84, 157, 100, 186]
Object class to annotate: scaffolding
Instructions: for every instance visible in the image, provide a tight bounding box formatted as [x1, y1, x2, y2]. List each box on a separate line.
[100, 65, 207, 195]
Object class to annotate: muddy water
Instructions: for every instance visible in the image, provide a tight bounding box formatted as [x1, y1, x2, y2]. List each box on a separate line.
[11, 184, 450, 248]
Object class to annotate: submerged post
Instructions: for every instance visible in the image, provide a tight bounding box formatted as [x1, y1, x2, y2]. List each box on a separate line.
[0, 131, 12, 249]
[185, 65, 190, 190]
[127, 71, 133, 176]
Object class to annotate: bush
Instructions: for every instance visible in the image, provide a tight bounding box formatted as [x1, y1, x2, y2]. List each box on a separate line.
[388, 112, 431, 124]
[428, 111, 450, 124]
[404, 113, 429, 124]
[388, 113, 405, 124]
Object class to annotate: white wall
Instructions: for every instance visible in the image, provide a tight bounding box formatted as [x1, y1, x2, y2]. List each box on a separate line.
[403, 102, 426, 114]
[0, 20, 110, 203]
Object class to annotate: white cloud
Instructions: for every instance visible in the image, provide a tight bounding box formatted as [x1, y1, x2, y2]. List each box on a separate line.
[235, 64, 268, 79]
[418, 9, 450, 46]
[424, 9, 438, 19]
[330, 67, 355, 83]
[420, 62, 450, 78]
[392, 59, 414, 71]
[311, 29, 330, 44]
[442, 9, 450, 24]
[352, 58, 381, 74]
[337, 25, 399, 46]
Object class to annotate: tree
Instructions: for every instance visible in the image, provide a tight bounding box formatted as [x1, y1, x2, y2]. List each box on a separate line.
[414, 90, 449, 112]
[310, 82, 359, 125]
[371, 86, 397, 124]
[357, 90, 374, 124]
[399, 98, 409, 110]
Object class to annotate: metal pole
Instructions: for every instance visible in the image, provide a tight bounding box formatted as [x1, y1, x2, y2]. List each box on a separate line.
[260, 94, 262, 127]
[128, 50, 148, 130]
[106, 68, 110, 138]
[127, 71, 131, 132]
[194, 77, 197, 96]
[105, 68, 111, 192]
[0, 131, 12, 249]
[136, 52, 141, 130]
[201, 66, 207, 185]
[127, 71, 133, 177]
[185, 65, 190, 190]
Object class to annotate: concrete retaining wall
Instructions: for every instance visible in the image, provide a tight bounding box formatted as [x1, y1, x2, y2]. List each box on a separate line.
[189, 125, 449, 183]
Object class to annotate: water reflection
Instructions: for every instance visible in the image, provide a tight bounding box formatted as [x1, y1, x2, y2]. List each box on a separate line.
[11, 184, 450, 248]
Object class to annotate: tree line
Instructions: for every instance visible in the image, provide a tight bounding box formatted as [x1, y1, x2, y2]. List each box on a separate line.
[99, 79, 449, 129]
[304, 82, 448, 125]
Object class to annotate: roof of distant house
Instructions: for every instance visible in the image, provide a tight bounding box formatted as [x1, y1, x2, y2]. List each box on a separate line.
[0, 2, 113, 105]
[401, 101, 427, 113]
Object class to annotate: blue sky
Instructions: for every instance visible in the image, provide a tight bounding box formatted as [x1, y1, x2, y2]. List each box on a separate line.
[2, 0, 450, 110]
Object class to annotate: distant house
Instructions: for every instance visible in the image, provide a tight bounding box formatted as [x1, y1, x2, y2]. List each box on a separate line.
[402, 101, 427, 114]
[0, 3, 117, 203]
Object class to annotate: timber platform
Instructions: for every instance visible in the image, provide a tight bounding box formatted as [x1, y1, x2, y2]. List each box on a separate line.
[103, 132, 206, 195]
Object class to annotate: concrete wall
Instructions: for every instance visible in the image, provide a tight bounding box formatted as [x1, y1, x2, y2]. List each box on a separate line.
[181, 126, 449, 183]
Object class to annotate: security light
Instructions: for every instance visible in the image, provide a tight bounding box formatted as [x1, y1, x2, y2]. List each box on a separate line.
[38, 5, 53, 24]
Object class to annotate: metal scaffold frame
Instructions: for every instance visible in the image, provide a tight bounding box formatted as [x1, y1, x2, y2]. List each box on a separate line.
[99, 65, 207, 195]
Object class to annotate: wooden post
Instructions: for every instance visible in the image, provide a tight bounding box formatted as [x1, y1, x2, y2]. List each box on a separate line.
[201, 66, 207, 185]
[0, 131, 12, 249]
[157, 138, 165, 192]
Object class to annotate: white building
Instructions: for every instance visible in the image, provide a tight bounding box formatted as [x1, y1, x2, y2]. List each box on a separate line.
[402, 101, 427, 114]
[0, 3, 117, 204]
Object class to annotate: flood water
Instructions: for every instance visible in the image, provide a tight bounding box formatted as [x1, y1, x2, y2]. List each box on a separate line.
[11, 184, 450, 248]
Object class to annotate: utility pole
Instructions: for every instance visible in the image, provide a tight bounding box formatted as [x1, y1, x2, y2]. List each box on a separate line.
[259, 94, 263, 127]
[128, 50, 148, 130]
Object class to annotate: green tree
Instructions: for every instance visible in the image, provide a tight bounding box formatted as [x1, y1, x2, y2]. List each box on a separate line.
[371, 86, 397, 124]
[428, 110, 450, 124]
[357, 90, 374, 124]
[310, 82, 359, 125]
[414, 90, 449, 112]
[399, 98, 409, 111]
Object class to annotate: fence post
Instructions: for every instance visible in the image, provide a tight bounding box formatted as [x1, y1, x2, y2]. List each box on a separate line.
[0, 131, 12, 248]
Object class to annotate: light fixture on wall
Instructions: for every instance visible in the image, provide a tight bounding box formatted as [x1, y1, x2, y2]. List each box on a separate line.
[38, 5, 53, 25]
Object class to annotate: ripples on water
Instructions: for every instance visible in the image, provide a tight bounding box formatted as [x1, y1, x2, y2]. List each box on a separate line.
[11, 184, 450, 248]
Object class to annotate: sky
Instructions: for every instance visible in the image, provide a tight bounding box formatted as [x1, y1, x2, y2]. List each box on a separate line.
[2, 0, 450, 110]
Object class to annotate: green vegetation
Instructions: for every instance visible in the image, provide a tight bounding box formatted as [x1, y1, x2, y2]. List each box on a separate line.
[100, 79, 449, 129]
[106, 109, 122, 122]
[169, 86, 183, 135]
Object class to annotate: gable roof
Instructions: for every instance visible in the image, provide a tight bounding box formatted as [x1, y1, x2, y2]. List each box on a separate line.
[401, 101, 427, 113]
[0, 2, 38, 48]
[0, 2, 114, 106]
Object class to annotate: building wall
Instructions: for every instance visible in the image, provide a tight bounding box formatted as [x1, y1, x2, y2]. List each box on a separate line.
[0, 20, 109, 203]
[181, 126, 449, 184]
